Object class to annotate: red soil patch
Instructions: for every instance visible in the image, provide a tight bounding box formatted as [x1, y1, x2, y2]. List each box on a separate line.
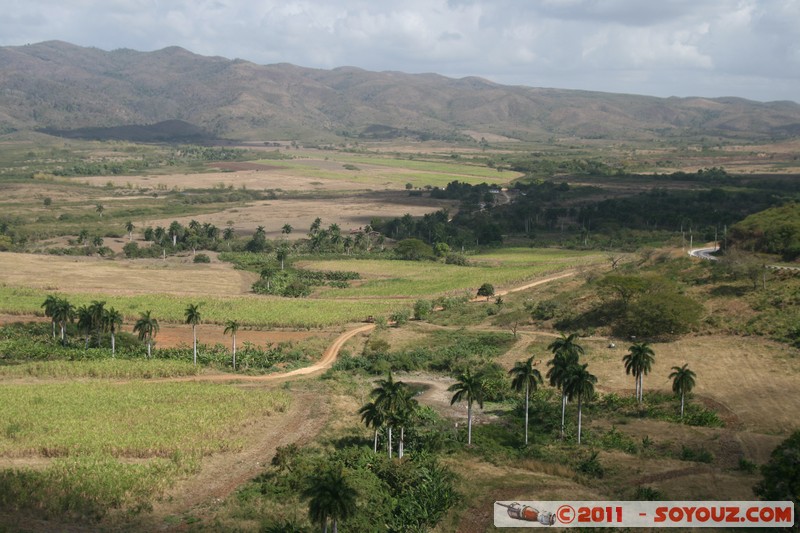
[150, 323, 317, 349]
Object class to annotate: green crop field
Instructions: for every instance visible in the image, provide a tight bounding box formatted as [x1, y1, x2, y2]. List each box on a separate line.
[0, 359, 201, 379]
[0, 382, 289, 457]
[301, 249, 603, 298]
[255, 152, 519, 188]
[0, 285, 405, 327]
[0, 381, 290, 518]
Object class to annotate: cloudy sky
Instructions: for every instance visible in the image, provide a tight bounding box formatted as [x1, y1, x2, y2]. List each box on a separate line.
[3, 0, 799, 103]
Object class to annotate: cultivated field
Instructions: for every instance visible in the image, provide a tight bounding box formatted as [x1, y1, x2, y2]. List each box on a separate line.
[2, 137, 800, 532]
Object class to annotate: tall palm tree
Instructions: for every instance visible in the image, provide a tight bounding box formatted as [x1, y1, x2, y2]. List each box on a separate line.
[669, 363, 696, 420]
[623, 342, 655, 405]
[370, 373, 408, 458]
[548, 332, 585, 360]
[224, 319, 240, 370]
[358, 400, 386, 453]
[276, 245, 289, 270]
[547, 348, 580, 440]
[52, 297, 75, 346]
[87, 300, 107, 347]
[281, 223, 293, 236]
[302, 464, 358, 533]
[169, 221, 182, 247]
[448, 368, 486, 446]
[394, 386, 418, 459]
[125, 221, 135, 241]
[509, 356, 543, 445]
[105, 307, 123, 357]
[41, 295, 59, 339]
[222, 226, 235, 248]
[76, 305, 93, 349]
[133, 310, 159, 358]
[185, 303, 202, 365]
[563, 363, 597, 444]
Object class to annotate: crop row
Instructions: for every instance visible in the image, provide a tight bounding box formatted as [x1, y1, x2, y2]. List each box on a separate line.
[0, 285, 403, 327]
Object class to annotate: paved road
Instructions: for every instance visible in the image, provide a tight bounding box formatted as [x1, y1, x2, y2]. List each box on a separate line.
[689, 247, 800, 272]
[688, 246, 719, 260]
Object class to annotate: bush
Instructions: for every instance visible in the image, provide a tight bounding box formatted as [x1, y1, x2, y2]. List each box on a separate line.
[193, 253, 211, 263]
[390, 308, 411, 327]
[754, 430, 800, 528]
[413, 299, 433, 320]
[477, 283, 495, 299]
[444, 253, 469, 266]
[576, 451, 604, 478]
[394, 238, 434, 261]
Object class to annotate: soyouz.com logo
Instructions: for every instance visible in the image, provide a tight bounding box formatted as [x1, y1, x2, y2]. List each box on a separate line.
[494, 501, 794, 528]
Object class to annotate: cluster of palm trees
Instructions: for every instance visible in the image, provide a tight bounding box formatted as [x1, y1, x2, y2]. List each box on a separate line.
[359, 373, 419, 458]
[39, 295, 240, 368]
[359, 333, 700, 452]
[42, 296, 123, 356]
[545, 333, 597, 444]
[621, 341, 697, 419]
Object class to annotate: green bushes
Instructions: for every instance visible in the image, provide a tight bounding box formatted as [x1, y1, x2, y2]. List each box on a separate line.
[248, 445, 457, 533]
[343, 330, 515, 374]
[252, 267, 360, 298]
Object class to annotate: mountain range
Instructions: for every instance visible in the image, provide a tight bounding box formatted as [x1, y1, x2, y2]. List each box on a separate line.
[2, 40, 799, 143]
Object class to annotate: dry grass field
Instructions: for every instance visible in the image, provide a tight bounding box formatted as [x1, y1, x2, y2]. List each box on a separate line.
[142, 193, 455, 238]
[0, 252, 257, 297]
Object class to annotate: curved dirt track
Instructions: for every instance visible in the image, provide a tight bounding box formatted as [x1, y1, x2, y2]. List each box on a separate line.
[155, 323, 374, 384]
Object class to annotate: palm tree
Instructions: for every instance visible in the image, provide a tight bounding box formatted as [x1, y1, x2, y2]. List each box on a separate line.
[222, 226, 235, 247]
[563, 363, 597, 444]
[394, 386, 418, 459]
[95, 203, 104, 218]
[224, 319, 240, 370]
[76, 305, 93, 349]
[105, 307, 123, 357]
[548, 332, 585, 360]
[669, 363, 696, 420]
[448, 368, 486, 446]
[125, 221, 135, 241]
[309, 217, 322, 236]
[133, 310, 159, 358]
[370, 373, 410, 458]
[41, 295, 60, 339]
[281, 223, 293, 236]
[546, 339, 581, 440]
[52, 297, 75, 345]
[87, 300, 107, 347]
[169, 221, 183, 247]
[302, 464, 358, 533]
[509, 356, 543, 445]
[358, 400, 386, 453]
[276, 245, 289, 270]
[623, 342, 655, 405]
[185, 303, 202, 365]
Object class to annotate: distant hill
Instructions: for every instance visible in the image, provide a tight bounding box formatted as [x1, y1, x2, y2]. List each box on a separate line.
[2, 40, 800, 142]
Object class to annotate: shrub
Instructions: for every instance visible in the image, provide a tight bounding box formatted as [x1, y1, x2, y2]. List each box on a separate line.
[477, 283, 495, 299]
[413, 299, 433, 320]
[394, 238, 433, 261]
[576, 451, 604, 478]
[633, 486, 663, 500]
[193, 253, 211, 263]
[444, 253, 469, 266]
